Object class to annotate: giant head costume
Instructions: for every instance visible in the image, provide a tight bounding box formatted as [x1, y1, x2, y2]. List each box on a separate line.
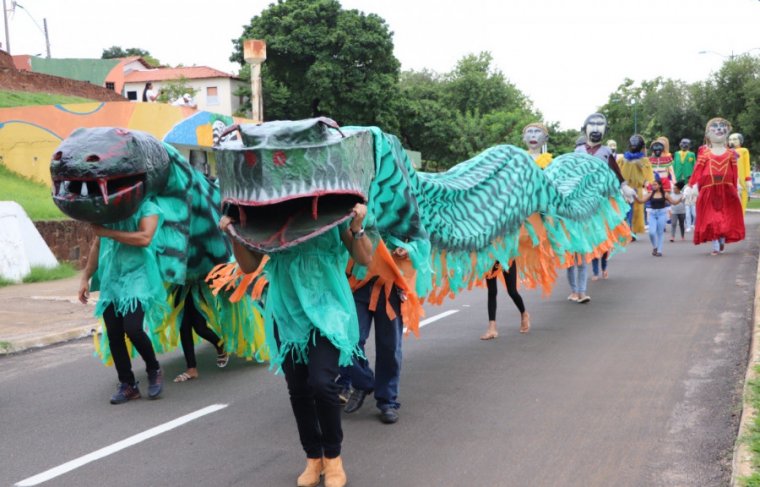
[522, 123, 549, 153]
[705, 117, 731, 147]
[581, 113, 608, 147]
[729, 133, 745, 149]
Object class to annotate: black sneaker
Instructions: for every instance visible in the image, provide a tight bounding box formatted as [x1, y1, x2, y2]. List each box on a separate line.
[338, 386, 351, 405]
[379, 408, 399, 424]
[111, 382, 141, 405]
[344, 388, 371, 414]
[147, 369, 163, 399]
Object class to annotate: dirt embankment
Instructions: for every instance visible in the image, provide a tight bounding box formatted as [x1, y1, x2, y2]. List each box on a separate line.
[0, 50, 125, 101]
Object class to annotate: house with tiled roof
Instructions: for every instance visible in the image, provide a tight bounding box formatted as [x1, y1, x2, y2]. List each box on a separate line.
[123, 66, 246, 116]
[12, 55, 246, 117]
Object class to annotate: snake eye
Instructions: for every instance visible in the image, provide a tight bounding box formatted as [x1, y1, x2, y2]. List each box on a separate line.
[86, 155, 100, 162]
[53, 151, 62, 161]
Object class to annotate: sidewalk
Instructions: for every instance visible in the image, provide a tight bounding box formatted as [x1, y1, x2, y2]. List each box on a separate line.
[0, 276, 98, 354]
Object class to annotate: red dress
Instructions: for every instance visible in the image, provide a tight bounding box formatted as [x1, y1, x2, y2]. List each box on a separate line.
[688, 149, 745, 244]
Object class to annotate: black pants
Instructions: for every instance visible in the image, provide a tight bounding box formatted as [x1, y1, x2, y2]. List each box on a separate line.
[671, 213, 686, 238]
[280, 330, 343, 459]
[103, 303, 160, 385]
[179, 295, 222, 369]
[486, 261, 525, 320]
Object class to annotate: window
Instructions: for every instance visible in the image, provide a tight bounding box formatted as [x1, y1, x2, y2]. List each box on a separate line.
[207, 86, 219, 106]
[105, 82, 115, 91]
[126, 91, 138, 101]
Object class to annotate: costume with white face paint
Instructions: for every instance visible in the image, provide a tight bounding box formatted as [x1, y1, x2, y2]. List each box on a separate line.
[687, 118, 745, 247]
[729, 132, 752, 212]
[522, 123, 552, 169]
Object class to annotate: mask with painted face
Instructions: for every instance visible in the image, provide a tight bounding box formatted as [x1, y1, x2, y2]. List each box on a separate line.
[628, 134, 645, 153]
[522, 123, 549, 153]
[651, 142, 665, 158]
[582, 113, 607, 146]
[728, 133, 744, 149]
[679, 138, 691, 151]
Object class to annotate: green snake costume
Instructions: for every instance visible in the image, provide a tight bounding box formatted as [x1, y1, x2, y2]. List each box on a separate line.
[50, 127, 266, 363]
[210, 118, 630, 361]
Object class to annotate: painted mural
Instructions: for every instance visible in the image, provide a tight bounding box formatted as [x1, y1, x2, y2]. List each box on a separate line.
[0, 101, 250, 185]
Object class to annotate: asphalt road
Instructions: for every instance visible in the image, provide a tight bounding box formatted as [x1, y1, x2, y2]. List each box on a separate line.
[1, 215, 758, 487]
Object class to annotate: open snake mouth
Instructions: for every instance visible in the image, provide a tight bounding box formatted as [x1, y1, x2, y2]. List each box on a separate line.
[223, 191, 364, 252]
[53, 173, 146, 205]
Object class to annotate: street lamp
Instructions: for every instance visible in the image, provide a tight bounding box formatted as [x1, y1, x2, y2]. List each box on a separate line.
[699, 48, 760, 60]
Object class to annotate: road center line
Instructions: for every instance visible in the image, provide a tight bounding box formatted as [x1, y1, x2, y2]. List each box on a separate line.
[16, 403, 228, 486]
[419, 309, 460, 328]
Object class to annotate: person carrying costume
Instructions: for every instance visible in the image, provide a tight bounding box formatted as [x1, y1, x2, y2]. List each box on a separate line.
[649, 137, 675, 191]
[686, 118, 745, 255]
[674, 139, 697, 230]
[620, 134, 655, 236]
[173, 291, 230, 382]
[220, 203, 372, 487]
[572, 113, 634, 298]
[78, 200, 165, 404]
[477, 122, 547, 337]
[729, 132, 752, 213]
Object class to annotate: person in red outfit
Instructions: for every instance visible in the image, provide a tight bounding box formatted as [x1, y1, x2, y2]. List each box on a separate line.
[685, 117, 745, 255]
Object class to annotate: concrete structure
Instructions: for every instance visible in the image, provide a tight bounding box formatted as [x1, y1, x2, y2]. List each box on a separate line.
[0, 202, 58, 282]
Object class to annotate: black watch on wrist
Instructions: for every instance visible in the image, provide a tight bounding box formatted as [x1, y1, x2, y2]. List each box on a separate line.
[351, 227, 366, 239]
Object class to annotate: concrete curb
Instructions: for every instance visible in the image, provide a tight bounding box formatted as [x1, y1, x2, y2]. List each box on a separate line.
[0, 324, 98, 355]
[731, 243, 760, 484]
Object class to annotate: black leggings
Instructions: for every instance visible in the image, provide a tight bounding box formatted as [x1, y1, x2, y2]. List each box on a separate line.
[671, 214, 686, 238]
[180, 295, 223, 369]
[486, 261, 525, 320]
[103, 303, 160, 385]
[280, 330, 343, 459]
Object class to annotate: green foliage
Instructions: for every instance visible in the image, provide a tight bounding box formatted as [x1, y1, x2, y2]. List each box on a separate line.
[231, 0, 400, 130]
[0, 164, 66, 220]
[0, 90, 95, 108]
[156, 76, 198, 104]
[396, 53, 540, 169]
[738, 366, 760, 486]
[22, 263, 78, 283]
[0, 263, 78, 288]
[101, 45, 160, 67]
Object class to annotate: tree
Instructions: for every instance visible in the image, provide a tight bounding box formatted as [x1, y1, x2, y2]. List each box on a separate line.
[101, 46, 160, 67]
[231, 0, 400, 130]
[156, 76, 197, 104]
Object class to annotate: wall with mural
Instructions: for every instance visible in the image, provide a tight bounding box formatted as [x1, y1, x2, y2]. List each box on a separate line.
[0, 101, 249, 185]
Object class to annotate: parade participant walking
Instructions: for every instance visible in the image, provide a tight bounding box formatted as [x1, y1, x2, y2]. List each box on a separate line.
[634, 178, 681, 256]
[78, 201, 165, 404]
[173, 292, 230, 383]
[686, 118, 745, 255]
[480, 260, 530, 337]
[620, 134, 655, 235]
[669, 181, 687, 241]
[220, 203, 372, 487]
[729, 133, 752, 213]
[342, 246, 409, 424]
[649, 138, 675, 191]
[572, 113, 635, 301]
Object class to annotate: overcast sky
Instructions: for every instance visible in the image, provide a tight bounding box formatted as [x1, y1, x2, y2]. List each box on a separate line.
[5, 0, 760, 129]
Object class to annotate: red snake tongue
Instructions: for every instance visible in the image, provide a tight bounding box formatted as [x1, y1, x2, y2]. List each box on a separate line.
[98, 178, 109, 205]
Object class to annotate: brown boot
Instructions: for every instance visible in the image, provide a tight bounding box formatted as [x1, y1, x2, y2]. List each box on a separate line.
[323, 456, 347, 487]
[296, 457, 323, 487]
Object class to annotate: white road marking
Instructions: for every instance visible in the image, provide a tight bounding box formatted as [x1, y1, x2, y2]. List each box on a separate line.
[16, 403, 228, 486]
[418, 309, 460, 329]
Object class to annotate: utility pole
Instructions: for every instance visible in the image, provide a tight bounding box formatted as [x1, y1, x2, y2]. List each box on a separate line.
[2, 0, 10, 54]
[243, 39, 266, 122]
[43, 17, 50, 58]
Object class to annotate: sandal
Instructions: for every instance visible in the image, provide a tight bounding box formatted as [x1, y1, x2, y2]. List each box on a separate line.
[216, 351, 230, 368]
[480, 330, 499, 340]
[519, 312, 531, 334]
[602, 270, 609, 280]
[173, 372, 196, 383]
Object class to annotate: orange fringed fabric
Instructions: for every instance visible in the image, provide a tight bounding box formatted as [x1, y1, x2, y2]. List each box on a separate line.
[557, 198, 632, 267]
[206, 256, 270, 302]
[469, 213, 563, 297]
[347, 240, 426, 337]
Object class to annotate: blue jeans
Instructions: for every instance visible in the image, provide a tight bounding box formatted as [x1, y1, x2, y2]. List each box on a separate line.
[339, 281, 403, 411]
[566, 255, 587, 294]
[685, 204, 696, 229]
[591, 252, 608, 276]
[648, 208, 668, 253]
[712, 237, 726, 252]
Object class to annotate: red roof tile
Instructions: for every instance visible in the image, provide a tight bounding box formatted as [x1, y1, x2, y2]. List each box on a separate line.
[124, 66, 238, 82]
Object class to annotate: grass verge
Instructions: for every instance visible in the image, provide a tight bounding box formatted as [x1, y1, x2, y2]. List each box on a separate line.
[0, 263, 78, 288]
[739, 366, 760, 486]
[0, 164, 66, 220]
[0, 90, 96, 108]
